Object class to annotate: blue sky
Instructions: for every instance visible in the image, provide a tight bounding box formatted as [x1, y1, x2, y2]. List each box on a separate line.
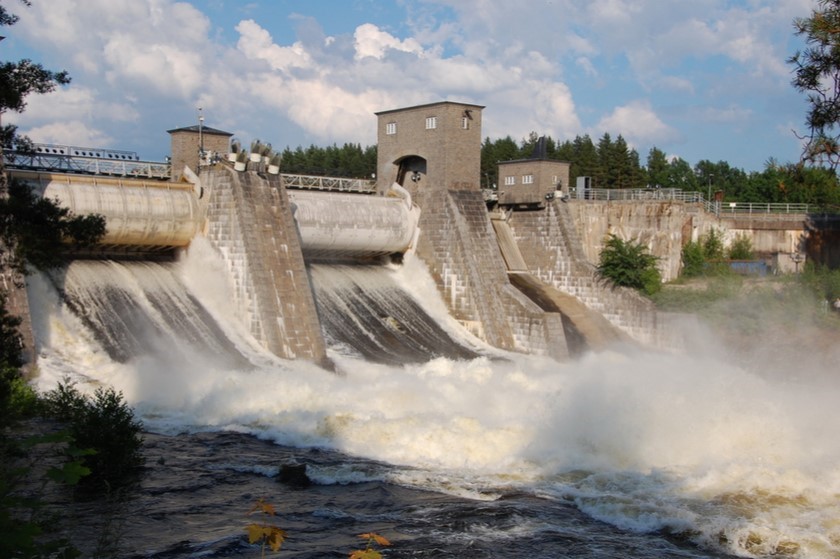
[3, 0, 816, 172]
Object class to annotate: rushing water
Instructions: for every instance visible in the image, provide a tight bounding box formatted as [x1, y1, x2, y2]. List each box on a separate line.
[26, 240, 840, 558]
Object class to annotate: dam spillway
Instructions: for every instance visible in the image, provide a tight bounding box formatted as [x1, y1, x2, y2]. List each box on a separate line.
[13, 164, 431, 365]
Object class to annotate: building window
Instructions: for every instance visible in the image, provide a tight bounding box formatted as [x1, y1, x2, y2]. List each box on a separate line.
[386, 122, 397, 135]
[425, 116, 437, 130]
[522, 174, 534, 185]
[461, 117, 470, 130]
[504, 175, 515, 186]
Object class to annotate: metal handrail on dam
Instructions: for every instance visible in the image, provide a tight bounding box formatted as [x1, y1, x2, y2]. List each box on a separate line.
[567, 187, 822, 216]
[280, 173, 376, 194]
[569, 187, 704, 203]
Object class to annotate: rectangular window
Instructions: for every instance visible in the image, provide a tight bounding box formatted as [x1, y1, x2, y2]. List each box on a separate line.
[522, 174, 534, 184]
[386, 122, 397, 135]
[425, 116, 437, 130]
[504, 176, 515, 186]
[461, 117, 470, 130]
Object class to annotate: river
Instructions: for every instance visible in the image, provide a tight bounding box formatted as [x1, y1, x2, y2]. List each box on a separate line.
[25, 242, 840, 558]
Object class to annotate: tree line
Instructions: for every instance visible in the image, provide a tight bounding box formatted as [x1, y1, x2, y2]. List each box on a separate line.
[275, 133, 840, 209]
[480, 132, 840, 209]
[279, 142, 377, 179]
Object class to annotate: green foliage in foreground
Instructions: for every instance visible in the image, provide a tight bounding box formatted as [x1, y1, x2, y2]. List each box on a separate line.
[0, 179, 106, 276]
[597, 234, 662, 296]
[42, 380, 145, 487]
[801, 263, 840, 302]
[0, 433, 89, 559]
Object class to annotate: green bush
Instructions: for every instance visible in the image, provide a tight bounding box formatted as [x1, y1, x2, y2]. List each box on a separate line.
[702, 228, 725, 260]
[597, 234, 662, 296]
[42, 380, 144, 487]
[680, 229, 747, 279]
[801, 265, 840, 302]
[680, 240, 706, 277]
[727, 233, 755, 260]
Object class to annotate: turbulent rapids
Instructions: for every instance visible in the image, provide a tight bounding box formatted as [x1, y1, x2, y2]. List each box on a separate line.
[27, 245, 840, 559]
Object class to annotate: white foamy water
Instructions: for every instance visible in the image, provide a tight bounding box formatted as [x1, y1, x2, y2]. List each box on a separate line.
[26, 242, 840, 558]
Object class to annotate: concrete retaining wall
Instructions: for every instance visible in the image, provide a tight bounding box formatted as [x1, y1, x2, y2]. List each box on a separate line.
[507, 200, 661, 346]
[565, 200, 812, 279]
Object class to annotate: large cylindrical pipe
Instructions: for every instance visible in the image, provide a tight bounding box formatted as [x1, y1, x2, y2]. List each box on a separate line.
[27, 173, 204, 248]
[289, 190, 420, 260]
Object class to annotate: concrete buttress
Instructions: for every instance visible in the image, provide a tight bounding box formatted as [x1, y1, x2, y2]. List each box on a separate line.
[202, 167, 328, 365]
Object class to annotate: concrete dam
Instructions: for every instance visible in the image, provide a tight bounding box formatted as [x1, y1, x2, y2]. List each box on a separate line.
[10, 101, 668, 370]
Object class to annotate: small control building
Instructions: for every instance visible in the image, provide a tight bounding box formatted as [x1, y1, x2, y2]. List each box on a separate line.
[497, 156, 570, 208]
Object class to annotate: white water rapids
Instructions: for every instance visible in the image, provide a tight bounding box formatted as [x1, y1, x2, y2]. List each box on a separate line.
[25, 239, 840, 558]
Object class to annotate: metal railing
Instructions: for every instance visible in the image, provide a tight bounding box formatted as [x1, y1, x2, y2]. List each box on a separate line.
[568, 187, 827, 216]
[569, 187, 703, 203]
[280, 173, 376, 194]
[2, 143, 171, 180]
[715, 201, 812, 215]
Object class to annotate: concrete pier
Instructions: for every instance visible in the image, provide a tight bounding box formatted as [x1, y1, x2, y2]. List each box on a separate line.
[202, 166, 328, 365]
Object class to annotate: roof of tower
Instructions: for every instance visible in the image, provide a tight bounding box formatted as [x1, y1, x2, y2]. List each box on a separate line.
[375, 100, 485, 116]
[167, 124, 233, 136]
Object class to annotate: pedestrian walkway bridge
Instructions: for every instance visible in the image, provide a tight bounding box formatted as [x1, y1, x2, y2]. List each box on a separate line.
[2, 143, 171, 180]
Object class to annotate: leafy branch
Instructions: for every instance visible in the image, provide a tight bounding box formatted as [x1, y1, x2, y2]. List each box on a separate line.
[246, 499, 287, 557]
[349, 532, 392, 559]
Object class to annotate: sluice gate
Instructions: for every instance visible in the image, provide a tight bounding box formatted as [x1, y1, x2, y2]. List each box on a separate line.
[289, 184, 419, 261]
[13, 169, 421, 262]
[12, 169, 205, 257]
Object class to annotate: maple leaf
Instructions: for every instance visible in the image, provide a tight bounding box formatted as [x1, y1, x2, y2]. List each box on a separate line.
[249, 498, 276, 516]
[358, 532, 391, 547]
[349, 550, 382, 559]
[247, 524, 270, 544]
[266, 528, 287, 552]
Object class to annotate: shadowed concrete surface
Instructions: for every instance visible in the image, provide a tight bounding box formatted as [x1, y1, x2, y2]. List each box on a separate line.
[507, 272, 631, 355]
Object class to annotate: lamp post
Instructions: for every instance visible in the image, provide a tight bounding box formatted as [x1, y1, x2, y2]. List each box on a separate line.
[707, 173, 713, 202]
[198, 107, 204, 169]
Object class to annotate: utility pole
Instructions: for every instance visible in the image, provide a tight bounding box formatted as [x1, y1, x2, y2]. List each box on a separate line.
[198, 107, 204, 171]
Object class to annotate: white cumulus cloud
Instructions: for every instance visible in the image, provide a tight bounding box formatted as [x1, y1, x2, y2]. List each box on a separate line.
[595, 100, 678, 145]
[354, 23, 425, 60]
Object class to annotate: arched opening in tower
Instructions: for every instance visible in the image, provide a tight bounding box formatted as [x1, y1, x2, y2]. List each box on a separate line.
[395, 155, 427, 187]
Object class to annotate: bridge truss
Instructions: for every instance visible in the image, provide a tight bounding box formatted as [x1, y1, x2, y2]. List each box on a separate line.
[2, 143, 171, 180]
